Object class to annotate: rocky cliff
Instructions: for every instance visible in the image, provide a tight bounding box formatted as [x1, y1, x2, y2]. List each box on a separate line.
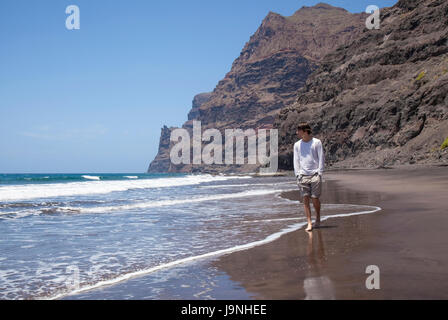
[149, 0, 448, 173]
[192, 3, 366, 129]
[276, 0, 448, 170]
[148, 3, 366, 173]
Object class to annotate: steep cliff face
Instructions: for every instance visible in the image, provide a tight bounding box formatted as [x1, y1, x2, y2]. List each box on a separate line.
[233, 3, 364, 66]
[187, 92, 213, 121]
[147, 125, 173, 173]
[276, 0, 448, 169]
[149, 0, 448, 173]
[190, 3, 365, 129]
[148, 3, 366, 173]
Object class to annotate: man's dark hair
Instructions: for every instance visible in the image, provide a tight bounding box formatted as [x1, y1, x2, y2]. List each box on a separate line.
[297, 122, 312, 134]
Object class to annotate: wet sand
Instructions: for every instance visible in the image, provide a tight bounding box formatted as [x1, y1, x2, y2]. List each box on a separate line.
[212, 166, 448, 299]
[63, 166, 448, 300]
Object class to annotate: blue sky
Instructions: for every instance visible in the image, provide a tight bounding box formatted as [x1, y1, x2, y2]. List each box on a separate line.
[0, 0, 397, 173]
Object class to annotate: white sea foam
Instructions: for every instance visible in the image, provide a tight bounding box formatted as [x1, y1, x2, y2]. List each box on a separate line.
[0, 210, 37, 218]
[59, 189, 284, 213]
[243, 217, 303, 223]
[124, 176, 138, 179]
[200, 181, 294, 189]
[47, 204, 381, 300]
[243, 205, 382, 223]
[0, 175, 253, 202]
[82, 175, 100, 180]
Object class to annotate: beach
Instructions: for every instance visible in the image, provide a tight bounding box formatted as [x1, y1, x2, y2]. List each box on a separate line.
[3, 0, 448, 303]
[213, 165, 448, 299]
[0, 173, 312, 299]
[1, 167, 447, 299]
[56, 166, 447, 299]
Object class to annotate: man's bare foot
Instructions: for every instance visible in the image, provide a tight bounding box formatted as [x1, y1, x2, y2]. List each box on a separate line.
[305, 224, 313, 232]
[313, 221, 321, 228]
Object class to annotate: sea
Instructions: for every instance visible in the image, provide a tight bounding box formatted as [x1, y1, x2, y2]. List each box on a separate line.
[0, 173, 380, 299]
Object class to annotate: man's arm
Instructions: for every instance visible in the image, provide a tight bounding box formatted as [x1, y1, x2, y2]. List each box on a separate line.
[317, 140, 325, 176]
[293, 143, 300, 177]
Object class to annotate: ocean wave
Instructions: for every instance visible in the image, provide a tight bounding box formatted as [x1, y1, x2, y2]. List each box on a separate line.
[47, 222, 309, 300]
[82, 175, 101, 181]
[47, 204, 381, 300]
[57, 189, 283, 214]
[0, 200, 109, 217]
[200, 181, 294, 189]
[123, 176, 138, 179]
[0, 175, 253, 202]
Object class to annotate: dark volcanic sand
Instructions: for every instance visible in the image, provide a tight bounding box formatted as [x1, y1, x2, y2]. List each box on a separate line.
[64, 166, 448, 299]
[212, 166, 448, 299]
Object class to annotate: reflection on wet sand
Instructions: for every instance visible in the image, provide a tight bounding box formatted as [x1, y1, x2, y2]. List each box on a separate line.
[303, 230, 334, 299]
[214, 167, 448, 299]
[212, 179, 384, 299]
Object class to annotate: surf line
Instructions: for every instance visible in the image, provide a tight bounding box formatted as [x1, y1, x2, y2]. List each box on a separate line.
[47, 204, 381, 300]
[243, 204, 382, 223]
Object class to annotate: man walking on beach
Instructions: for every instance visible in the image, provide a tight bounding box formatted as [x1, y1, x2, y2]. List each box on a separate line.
[293, 123, 325, 232]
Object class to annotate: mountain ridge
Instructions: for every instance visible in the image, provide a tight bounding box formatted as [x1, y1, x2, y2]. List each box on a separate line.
[148, 0, 448, 173]
[276, 0, 448, 169]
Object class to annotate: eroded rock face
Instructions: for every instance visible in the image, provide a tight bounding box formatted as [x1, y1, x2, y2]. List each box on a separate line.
[148, 3, 366, 173]
[189, 3, 366, 129]
[276, 0, 448, 169]
[147, 125, 173, 173]
[187, 93, 212, 121]
[149, 0, 448, 173]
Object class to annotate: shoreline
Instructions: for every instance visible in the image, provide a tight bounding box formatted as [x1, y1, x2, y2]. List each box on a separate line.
[61, 166, 448, 299]
[60, 175, 381, 300]
[211, 166, 448, 299]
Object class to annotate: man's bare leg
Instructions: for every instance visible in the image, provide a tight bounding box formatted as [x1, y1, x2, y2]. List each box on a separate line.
[303, 196, 313, 231]
[312, 197, 321, 228]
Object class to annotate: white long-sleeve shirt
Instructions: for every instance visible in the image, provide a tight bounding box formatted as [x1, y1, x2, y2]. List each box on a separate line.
[293, 137, 325, 177]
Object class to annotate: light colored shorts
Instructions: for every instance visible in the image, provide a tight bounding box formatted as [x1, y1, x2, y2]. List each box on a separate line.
[297, 174, 322, 198]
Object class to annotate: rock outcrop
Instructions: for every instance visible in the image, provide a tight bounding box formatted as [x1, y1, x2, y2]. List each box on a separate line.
[148, 3, 366, 173]
[276, 0, 448, 169]
[149, 0, 448, 173]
